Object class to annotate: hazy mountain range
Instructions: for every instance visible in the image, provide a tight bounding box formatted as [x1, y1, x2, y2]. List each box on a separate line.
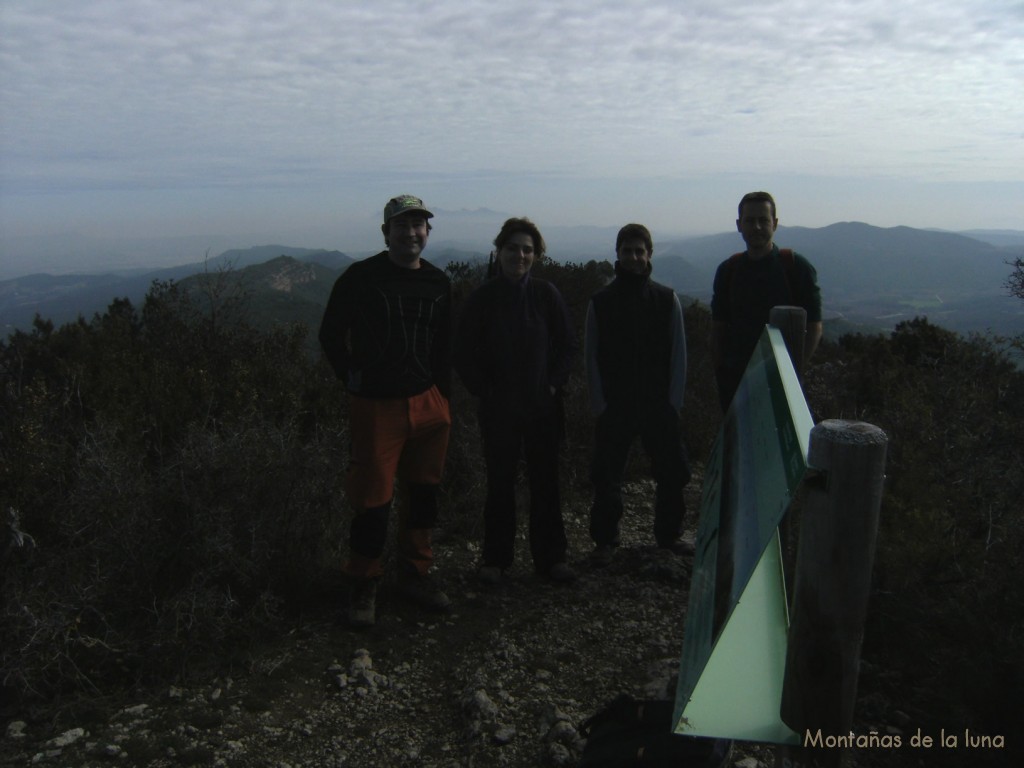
[1, 223, 1021, 340]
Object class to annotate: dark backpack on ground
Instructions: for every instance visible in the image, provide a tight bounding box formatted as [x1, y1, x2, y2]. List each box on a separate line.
[577, 694, 732, 767]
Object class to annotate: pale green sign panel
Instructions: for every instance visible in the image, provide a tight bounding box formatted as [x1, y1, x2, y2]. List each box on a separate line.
[673, 327, 814, 743]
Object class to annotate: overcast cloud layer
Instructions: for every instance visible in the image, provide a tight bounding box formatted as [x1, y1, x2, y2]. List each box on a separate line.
[1, 0, 1022, 268]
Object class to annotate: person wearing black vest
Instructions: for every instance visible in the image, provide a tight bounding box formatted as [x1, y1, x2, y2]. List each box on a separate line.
[585, 223, 692, 566]
[454, 217, 577, 584]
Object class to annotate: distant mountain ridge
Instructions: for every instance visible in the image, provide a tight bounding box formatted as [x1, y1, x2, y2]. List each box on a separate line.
[655, 222, 1021, 337]
[0, 247, 354, 333]
[203, 245, 353, 273]
[172, 255, 342, 338]
[2, 224, 1021, 339]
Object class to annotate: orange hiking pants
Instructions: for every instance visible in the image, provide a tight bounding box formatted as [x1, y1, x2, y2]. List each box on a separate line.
[344, 385, 451, 578]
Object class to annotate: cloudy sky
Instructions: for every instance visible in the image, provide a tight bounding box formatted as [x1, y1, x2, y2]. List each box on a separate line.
[1, 0, 1022, 264]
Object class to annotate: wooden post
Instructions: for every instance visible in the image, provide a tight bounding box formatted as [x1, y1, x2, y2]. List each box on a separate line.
[769, 306, 808, 375]
[776, 420, 888, 768]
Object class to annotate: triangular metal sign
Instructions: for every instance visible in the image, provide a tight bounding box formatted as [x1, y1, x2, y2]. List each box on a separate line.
[673, 327, 813, 744]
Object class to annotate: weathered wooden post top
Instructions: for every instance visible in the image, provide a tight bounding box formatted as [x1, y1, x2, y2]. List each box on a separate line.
[778, 419, 888, 767]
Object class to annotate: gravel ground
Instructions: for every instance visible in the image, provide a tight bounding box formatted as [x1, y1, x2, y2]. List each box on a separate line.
[3, 479, 782, 768]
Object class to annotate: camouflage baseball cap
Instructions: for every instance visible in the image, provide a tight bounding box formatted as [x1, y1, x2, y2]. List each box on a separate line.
[383, 194, 434, 224]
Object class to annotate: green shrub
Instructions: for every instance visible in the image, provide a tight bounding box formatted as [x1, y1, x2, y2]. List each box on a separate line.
[807, 318, 1024, 746]
[1, 283, 348, 700]
[2, 263, 1021, 760]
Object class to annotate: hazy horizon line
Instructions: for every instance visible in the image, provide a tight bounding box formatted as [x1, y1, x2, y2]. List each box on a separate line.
[2, 219, 1023, 282]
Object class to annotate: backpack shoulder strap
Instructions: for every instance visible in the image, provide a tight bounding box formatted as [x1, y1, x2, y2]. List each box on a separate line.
[725, 251, 744, 296]
[779, 248, 796, 302]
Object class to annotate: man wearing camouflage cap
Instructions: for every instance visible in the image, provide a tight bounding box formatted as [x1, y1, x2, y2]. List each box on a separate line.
[319, 195, 453, 627]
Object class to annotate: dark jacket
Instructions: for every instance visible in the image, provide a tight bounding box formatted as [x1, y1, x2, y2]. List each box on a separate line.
[710, 244, 821, 373]
[453, 274, 576, 412]
[318, 251, 451, 398]
[585, 263, 687, 415]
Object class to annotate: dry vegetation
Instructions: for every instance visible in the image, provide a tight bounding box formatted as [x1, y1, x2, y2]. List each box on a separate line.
[1, 260, 1022, 766]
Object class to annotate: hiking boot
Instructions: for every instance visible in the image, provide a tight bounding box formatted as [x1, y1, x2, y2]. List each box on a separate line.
[547, 562, 577, 583]
[590, 544, 616, 567]
[397, 570, 451, 612]
[478, 565, 503, 585]
[347, 578, 378, 628]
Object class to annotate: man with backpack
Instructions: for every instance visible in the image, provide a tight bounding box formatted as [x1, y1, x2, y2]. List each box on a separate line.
[710, 191, 822, 412]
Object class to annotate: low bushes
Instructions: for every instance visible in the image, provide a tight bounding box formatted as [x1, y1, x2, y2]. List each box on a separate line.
[2, 265, 1021, 758]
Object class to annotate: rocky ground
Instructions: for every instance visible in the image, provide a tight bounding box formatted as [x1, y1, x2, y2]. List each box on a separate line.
[3, 480, 806, 768]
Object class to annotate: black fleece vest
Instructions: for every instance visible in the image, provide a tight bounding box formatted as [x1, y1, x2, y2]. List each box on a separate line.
[591, 270, 675, 408]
